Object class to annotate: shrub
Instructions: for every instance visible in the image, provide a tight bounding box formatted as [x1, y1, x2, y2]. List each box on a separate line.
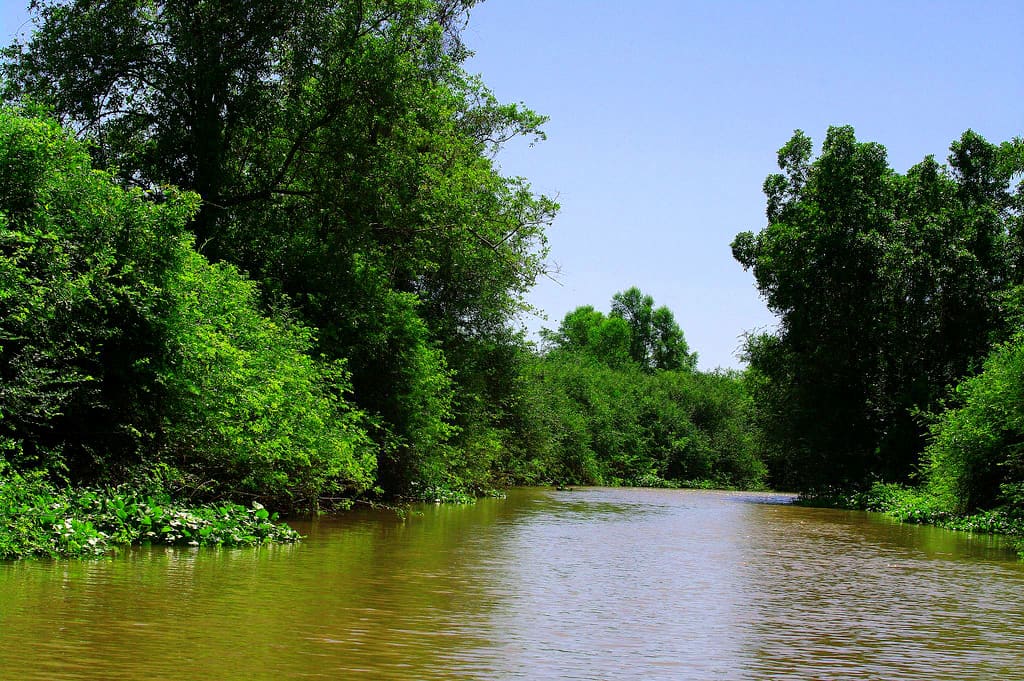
[157, 249, 377, 506]
[924, 332, 1024, 514]
[0, 108, 376, 508]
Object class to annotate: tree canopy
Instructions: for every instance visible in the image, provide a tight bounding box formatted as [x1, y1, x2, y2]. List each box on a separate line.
[734, 126, 1024, 491]
[3, 0, 557, 497]
[544, 287, 698, 372]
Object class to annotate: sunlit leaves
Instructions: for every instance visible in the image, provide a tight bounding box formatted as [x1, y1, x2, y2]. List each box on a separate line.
[0, 109, 375, 506]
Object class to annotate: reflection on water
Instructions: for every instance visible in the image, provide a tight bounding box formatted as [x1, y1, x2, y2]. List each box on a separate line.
[1, 488, 1022, 680]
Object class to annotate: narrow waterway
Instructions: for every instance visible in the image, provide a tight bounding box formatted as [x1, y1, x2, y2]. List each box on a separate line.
[1, 487, 1022, 679]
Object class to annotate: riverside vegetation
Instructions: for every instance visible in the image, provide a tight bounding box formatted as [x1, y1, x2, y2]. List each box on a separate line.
[735, 126, 1024, 555]
[0, 0, 1022, 559]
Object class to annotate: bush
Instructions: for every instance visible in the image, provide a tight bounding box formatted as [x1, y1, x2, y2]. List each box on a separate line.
[157, 249, 377, 506]
[923, 332, 1024, 514]
[0, 108, 376, 508]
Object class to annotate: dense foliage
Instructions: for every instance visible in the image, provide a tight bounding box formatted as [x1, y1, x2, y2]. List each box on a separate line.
[2, 0, 556, 500]
[735, 126, 1024, 548]
[734, 126, 1024, 494]
[0, 110, 376, 509]
[515, 291, 764, 489]
[923, 332, 1024, 514]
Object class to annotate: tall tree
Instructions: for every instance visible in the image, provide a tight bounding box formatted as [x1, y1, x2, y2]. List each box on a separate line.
[610, 287, 696, 371]
[610, 287, 655, 367]
[3, 0, 557, 494]
[733, 126, 1023, 491]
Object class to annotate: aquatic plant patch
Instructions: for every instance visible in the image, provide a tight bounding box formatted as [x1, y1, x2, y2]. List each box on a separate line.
[0, 469, 300, 560]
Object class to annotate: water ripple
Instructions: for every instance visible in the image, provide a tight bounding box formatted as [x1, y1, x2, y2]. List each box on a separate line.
[0, 488, 1021, 679]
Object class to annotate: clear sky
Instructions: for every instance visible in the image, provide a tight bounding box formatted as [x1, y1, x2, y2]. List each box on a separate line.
[462, 0, 1024, 368]
[2, 1, 1022, 369]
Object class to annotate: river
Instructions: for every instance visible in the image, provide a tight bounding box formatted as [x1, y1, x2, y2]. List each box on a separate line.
[1, 487, 1022, 679]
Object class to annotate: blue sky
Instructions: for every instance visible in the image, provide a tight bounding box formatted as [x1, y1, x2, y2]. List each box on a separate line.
[3, 1, 1022, 368]
[463, 0, 1023, 368]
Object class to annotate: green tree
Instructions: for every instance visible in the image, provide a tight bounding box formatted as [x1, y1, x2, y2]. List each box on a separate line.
[542, 306, 631, 368]
[610, 287, 655, 367]
[0, 109, 376, 505]
[157, 250, 378, 506]
[5, 0, 557, 495]
[0, 107, 188, 475]
[734, 126, 1023, 491]
[610, 287, 696, 371]
[546, 289, 696, 372]
[651, 305, 696, 372]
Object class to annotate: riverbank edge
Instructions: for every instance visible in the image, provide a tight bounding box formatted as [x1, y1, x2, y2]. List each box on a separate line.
[795, 482, 1024, 559]
[1, 471, 763, 560]
[0, 468, 301, 561]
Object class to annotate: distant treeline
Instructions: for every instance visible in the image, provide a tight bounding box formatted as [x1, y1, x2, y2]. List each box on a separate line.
[515, 289, 764, 489]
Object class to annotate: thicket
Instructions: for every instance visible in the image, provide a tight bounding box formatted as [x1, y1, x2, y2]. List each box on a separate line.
[0, 111, 376, 557]
[0, 110, 377, 510]
[511, 291, 765, 489]
[736, 126, 1024, 542]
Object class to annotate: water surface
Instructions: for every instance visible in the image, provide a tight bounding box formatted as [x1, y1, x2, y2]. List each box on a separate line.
[1, 487, 1022, 679]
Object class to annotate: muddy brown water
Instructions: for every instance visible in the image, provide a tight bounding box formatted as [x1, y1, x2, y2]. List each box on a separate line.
[1, 487, 1022, 679]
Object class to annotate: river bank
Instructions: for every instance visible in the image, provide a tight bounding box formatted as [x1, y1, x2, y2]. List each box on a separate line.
[0, 467, 299, 560]
[9, 470, 1024, 562]
[797, 482, 1024, 558]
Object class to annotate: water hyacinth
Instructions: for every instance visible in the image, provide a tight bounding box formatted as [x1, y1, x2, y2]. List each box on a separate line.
[0, 469, 300, 560]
